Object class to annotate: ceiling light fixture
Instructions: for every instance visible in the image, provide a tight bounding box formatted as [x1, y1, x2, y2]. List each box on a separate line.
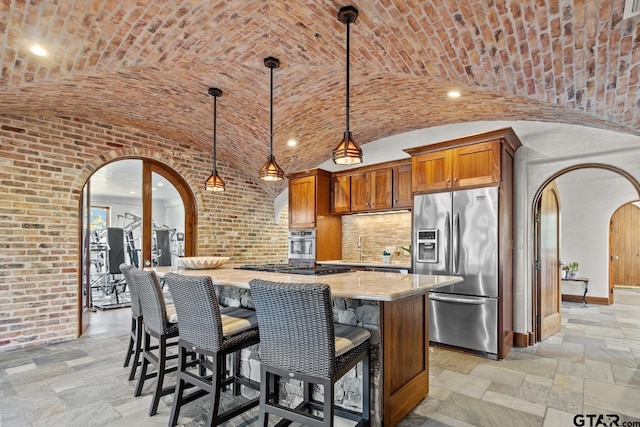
[30, 44, 47, 57]
[333, 5, 363, 165]
[448, 90, 461, 98]
[204, 87, 226, 192]
[259, 57, 285, 181]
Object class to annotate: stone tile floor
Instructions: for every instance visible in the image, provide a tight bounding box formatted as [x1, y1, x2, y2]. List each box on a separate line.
[1, 288, 639, 426]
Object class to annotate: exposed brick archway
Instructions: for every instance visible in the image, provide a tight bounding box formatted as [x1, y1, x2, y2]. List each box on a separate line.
[76, 153, 198, 335]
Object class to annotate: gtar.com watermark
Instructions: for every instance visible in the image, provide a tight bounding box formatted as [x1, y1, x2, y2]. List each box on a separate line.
[573, 414, 640, 427]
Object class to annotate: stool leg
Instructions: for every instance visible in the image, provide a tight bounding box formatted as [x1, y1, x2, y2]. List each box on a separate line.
[134, 331, 151, 397]
[362, 355, 370, 422]
[169, 345, 188, 426]
[258, 366, 269, 427]
[128, 317, 143, 381]
[124, 317, 135, 367]
[149, 334, 167, 416]
[233, 350, 241, 395]
[323, 378, 334, 427]
[206, 352, 223, 426]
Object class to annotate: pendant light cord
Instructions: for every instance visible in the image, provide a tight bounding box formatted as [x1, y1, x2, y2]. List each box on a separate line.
[345, 16, 351, 135]
[213, 94, 217, 172]
[270, 63, 274, 156]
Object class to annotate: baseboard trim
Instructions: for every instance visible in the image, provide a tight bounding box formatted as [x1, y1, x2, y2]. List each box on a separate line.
[513, 332, 532, 348]
[562, 294, 609, 305]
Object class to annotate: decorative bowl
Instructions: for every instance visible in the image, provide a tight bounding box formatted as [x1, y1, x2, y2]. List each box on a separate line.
[179, 256, 230, 270]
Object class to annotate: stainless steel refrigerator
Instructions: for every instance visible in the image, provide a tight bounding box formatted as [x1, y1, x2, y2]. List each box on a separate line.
[413, 186, 499, 356]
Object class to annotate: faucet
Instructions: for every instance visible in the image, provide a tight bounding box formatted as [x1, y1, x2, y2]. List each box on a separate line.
[357, 235, 363, 261]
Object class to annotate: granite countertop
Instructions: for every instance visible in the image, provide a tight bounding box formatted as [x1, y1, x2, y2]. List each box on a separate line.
[153, 265, 460, 302]
[317, 260, 412, 269]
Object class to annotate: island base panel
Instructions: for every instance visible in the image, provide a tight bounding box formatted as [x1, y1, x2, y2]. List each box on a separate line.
[382, 294, 429, 426]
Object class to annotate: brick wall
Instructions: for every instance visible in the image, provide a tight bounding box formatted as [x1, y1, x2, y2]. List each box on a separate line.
[342, 212, 412, 264]
[0, 114, 288, 352]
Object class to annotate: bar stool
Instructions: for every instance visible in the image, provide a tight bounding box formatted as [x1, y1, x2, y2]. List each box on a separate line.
[120, 263, 145, 381]
[249, 279, 371, 427]
[130, 268, 180, 416]
[164, 272, 260, 427]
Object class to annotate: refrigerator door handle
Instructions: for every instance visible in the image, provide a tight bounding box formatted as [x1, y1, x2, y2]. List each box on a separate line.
[444, 212, 450, 273]
[429, 294, 486, 305]
[453, 212, 460, 273]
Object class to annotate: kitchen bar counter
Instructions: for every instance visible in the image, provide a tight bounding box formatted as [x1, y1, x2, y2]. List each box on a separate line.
[154, 265, 459, 301]
[153, 265, 461, 426]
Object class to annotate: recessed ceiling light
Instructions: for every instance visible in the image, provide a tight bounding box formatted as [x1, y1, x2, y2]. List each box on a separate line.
[447, 90, 461, 98]
[152, 187, 156, 191]
[130, 191, 136, 194]
[30, 45, 47, 57]
[287, 139, 297, 147]
[157, 182, 164, 187]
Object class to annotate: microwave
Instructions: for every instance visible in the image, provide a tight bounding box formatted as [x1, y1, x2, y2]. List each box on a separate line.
[288, 229, 316, 261]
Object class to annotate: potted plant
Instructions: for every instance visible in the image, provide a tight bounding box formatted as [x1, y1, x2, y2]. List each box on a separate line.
[568, 262, 579, 278]
[382, 250, 392, 264]
[561, 262, 579, 278]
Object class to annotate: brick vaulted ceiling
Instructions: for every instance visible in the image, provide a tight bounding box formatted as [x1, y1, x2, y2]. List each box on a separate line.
[0, 1, 639, 194]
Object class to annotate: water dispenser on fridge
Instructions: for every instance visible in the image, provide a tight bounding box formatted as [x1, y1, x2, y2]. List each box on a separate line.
[416, 229, 438, 263]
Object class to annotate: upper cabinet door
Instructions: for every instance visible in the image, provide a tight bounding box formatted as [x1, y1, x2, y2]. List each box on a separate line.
[289, 175, 316, 229]
[393, 163, 412, 208]
[412, 150, 452, 193]
[452, 141, 500, 188]
[350, 172, 371, 212]
[331, 175, 351, 214]
[370, 168, 393, 210]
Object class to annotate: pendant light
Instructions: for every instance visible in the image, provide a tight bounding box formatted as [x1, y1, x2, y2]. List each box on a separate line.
[205, 87, 226, 191]
[259, 57, 285, 181]
[333, 5, 363, 165]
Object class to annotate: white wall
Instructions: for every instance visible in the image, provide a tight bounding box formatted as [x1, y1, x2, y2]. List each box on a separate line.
[555, 170, 638, 297]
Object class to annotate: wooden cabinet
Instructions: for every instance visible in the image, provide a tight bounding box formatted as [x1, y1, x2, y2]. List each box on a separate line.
[350, 169, 392, 212]
[332, 175, 351, 214]
[287, 169, 342, 261]
[331, 159, 410, 214]
[405, 127, 522, 360]
[410, 141, 500, 193]
[392, 163, 412, 208]
[288, 175, 316, 229]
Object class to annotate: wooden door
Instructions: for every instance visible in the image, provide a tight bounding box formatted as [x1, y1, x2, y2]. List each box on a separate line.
[610, 203, 640, 289]
[411, 150, 452, 193]
[393, 163, 412, 208]
[452, 141, 501, 189]
[370, 168, 393, 210]
[536, 183, 561, 341]
[350, 172, 371, 212]
[288, 175, 316, 229]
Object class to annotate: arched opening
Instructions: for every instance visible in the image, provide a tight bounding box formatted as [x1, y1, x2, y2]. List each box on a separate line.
[530, 164, 640, 344]
[78, 158, 197, 334]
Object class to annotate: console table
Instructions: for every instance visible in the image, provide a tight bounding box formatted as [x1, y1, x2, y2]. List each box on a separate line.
[561, 276, 589, 306]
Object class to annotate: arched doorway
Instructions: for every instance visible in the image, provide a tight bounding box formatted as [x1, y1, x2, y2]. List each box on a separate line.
[531, 164, 640, 344]
[79, 158, 197, 334]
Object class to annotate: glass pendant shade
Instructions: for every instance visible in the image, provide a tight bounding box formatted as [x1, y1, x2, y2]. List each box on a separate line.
[332, 131, 363, 165]
[204, 169, 225, 191]
[259, 155, 285, 181]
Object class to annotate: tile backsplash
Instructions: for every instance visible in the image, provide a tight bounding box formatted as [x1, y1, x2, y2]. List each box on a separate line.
[341, 211, 412, 264]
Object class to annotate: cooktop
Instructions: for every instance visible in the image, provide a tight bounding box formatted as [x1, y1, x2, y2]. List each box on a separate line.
[235, 264, 351, 276]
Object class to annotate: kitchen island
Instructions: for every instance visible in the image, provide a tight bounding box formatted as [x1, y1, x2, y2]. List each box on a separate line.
[154, 266, 461, 426]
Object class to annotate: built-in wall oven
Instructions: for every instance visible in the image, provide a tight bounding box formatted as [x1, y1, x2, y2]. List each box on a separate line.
[288, 229, 315, 263]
